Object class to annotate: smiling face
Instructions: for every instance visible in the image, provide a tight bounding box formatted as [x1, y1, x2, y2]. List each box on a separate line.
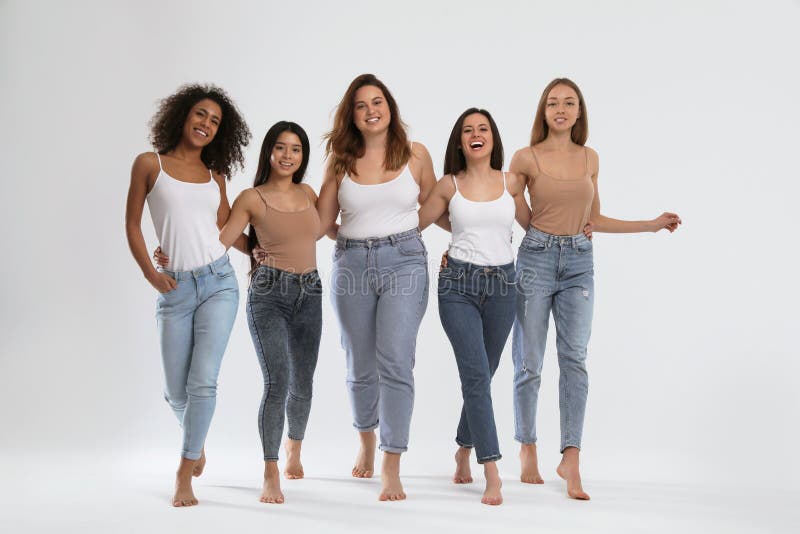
[182, 98, 222, 148]
[460, 112, 493, 161]
[352, 85, 391, 135]
[544, 84, 581, 133]
[269, 131, 304, 179]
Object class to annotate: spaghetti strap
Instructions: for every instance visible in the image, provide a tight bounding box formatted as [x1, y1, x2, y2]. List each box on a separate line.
[451, 174, 459, 192]
[529, 146, 542, 174]
[254, 188, 270, 213]
[154, 152, 163, 171]
[502, 171, 508, 191]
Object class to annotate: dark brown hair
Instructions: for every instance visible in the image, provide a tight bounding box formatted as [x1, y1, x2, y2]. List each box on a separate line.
[324, 74, 411, 177]
[149, 83, 251, 178]
[530, 78, 588, 146]
[443, 108, 504, 175]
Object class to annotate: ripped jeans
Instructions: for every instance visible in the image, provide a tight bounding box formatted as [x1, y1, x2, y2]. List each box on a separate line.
[512, 227, 594, 452]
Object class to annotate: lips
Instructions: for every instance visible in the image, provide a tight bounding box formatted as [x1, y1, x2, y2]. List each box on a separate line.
[193, 128, 209, 137]
[469, 141, 484, 149]
[279, 161, 294, 169]
[366, 116, 380, 124]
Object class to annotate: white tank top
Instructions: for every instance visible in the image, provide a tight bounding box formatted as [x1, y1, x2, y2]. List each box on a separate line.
[337, 163, 420, 239]
[448, 172, 515, 266]
[146, 153, 226, 271]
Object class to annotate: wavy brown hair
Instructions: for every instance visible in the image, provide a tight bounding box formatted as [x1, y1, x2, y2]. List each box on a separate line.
[530, 78, 588, 146]
[324, 74, 411, 177]
[149, 83, 251, 178]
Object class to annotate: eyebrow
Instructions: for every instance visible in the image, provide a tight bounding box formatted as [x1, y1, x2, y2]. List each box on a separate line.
[464, 123, 489, 128]
[547, 96, 577, 100]
[198, 106, 222, 120]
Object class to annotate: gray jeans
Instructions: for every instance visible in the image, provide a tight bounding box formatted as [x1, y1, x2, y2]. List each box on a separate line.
[331, 228, 429, 454]
[246, 266, 322, 461]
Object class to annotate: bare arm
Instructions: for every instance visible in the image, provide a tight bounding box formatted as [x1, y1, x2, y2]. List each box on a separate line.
[125, 153, 177, 293]
[418, 176, 455, 231]
[410, 142, 451, 232]
[506, 171, 532, 229]
[219, 189, 257, 248]
[587, 149, 681, 233]
[317, 161, 341, 240]
[214, 172, 249, 253]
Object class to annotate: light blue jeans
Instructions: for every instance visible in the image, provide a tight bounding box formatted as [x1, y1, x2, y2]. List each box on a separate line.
[156, 254, 239, 460]
[512, 227, 594, 452]
[331, 228, 429, 454]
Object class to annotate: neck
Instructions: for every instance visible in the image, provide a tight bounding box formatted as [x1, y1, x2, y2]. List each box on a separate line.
[169, 139, 204, 162]
[362, 130, 389, 153]
[264, 173, 295, 191]
[545, 129, 574, 150]
[463, 156, 493, 180]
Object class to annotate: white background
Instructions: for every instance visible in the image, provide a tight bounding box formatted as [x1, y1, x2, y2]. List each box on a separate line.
[1, 1, 798, 532]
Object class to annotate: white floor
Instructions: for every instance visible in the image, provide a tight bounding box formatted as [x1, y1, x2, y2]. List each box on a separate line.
[2, 451, 796, 534]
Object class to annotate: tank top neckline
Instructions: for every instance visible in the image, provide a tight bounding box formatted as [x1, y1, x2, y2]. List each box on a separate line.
[344, 163, 412, 187]
[154, 152, 213, 185]
[452, 172, 509, 204]
[530, 146, 590, 182]
[254, 186, 313, 214]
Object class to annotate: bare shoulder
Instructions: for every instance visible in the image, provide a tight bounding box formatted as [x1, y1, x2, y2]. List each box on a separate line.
[435, 173, 457, 199]
[132, 151, 159, 173]
[300, 182, 318, 201]
[410, 141, 430, 160]
[236, 187, 262, 206]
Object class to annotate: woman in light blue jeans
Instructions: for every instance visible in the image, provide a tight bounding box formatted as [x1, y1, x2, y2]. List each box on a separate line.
[317, 74, 441, 501]
[418, 108, 531, 505]
[126, 84, 250, 507]
[509, 78, 681, 500]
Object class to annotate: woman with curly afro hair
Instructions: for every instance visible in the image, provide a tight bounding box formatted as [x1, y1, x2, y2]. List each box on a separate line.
[125, 83, 251, 507]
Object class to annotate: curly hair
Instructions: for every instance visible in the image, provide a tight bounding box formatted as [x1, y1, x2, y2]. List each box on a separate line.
[323, 74, 410, 178]
[149, 83, 251, 178]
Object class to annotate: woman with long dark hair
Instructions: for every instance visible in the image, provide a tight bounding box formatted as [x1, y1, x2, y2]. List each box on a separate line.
[317, 73, 438, 501]
[125, 84, 250, 507]
[157, 121, 323, 504]
[418, 108, 530, 505]
[509, 78, 681, 500]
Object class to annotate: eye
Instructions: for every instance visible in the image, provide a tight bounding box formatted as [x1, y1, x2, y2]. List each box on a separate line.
[355, 103, 365, 110]
[546, 103, 556, 108]
[293, 147, 301, 153]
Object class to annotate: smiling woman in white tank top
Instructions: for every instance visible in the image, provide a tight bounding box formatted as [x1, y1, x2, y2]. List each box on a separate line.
[317, 74, 440, 502]
[418, 108, 530, 506]
[125, 84, 250, 508]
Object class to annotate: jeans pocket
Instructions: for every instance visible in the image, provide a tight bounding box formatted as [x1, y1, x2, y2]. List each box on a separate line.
[250, 268, 276, 295]
[397, 237, 426, 256]
[575, 239, 593, 255]
[520, 238, 547, 253]
[333, 245, 346, 262]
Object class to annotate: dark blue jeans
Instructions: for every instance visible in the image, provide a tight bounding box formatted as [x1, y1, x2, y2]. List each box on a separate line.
[246, 265, 322, 461]
[437, 256, 516, 463]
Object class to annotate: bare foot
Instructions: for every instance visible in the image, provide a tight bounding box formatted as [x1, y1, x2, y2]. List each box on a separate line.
[192, 448, 205, 477]
[284, 439, 304, 479]
[260, 461, 285, 504]
[481, 461, 503, 506]
[352, 430, 376, 478]
[556, 447, 590, 500]
[453, 446, 473, 484]
[379, 452, 406, 501]
[519, 443, 544, 484]
[173, 457, 199, 507]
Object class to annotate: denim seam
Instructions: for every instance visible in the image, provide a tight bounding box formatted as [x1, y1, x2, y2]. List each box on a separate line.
[249, 297, 273, 460]
[476, 453, 502, 464]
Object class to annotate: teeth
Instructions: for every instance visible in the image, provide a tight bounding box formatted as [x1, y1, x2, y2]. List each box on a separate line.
[367, 117, 379, 123]
[470, 142, 484, 149]
[194, 128, 208, 136]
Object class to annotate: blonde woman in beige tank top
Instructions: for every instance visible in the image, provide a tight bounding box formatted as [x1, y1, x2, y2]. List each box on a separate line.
[509, 78, 682, 501]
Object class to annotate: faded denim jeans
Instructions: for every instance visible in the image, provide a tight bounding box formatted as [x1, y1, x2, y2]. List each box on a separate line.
[438, 256, 516, 463]
[512, 227, 594, 452]
[332, 228, 429, 454]
[156, 254, 239, 460]
[247, 265, 322, 461]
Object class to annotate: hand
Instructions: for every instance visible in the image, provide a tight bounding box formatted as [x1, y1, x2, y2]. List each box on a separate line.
[440, 251, 448, 269]
[582, 221, 594, 240]
[152, 246, 169, 267]
[651, 212, 682, 233]
[252, 245, 268, 264]
[146, 270, 177, 293]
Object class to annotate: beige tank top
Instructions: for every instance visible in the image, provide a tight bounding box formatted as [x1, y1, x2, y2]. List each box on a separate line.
[529, 147, 594, 236]
[251, 188, 320, 273]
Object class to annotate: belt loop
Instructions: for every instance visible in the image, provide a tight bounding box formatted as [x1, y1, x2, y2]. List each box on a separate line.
[572, 235, 578, 247]
[389, 234, 397, 245]
[209, 261, 218, 275]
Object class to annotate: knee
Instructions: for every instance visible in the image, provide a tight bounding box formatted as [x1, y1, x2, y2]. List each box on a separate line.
[164, 390, 187, 410]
